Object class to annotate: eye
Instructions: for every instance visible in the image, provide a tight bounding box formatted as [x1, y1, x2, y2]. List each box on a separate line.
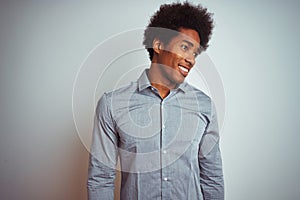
[193, 52, 199, 58]
[181, 44, 188, 51]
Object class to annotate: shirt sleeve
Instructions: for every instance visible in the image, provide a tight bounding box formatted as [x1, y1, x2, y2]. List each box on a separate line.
[199, 102, 224, 200]
[87, 93, 118, 200]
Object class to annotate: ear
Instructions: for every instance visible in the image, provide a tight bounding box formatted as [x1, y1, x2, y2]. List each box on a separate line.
[152, 38, 163, 54]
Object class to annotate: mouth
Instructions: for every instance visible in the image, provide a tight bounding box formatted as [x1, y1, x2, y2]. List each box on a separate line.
[178, 65, 190, 77]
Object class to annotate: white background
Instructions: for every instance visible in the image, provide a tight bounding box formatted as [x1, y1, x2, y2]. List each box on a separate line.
[0, 0, 299, 199]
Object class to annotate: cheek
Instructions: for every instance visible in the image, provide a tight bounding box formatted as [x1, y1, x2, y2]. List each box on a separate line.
[171, 53, 183, 65]
[171, 48, 185, 60]
[160, 49, 183, 67]
[167, 50, 183, 61]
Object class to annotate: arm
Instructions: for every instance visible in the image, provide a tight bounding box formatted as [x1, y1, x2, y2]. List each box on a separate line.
[87, 93, 118, 200]
[199, 102, 224, 200]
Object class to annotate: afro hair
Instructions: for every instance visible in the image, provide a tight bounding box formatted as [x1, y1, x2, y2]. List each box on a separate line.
[143, 2, 214, 60]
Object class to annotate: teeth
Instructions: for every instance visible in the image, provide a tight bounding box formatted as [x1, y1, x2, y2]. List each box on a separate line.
[179, 65, 188, 73]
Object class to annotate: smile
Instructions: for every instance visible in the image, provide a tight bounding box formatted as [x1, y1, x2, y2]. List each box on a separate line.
[178, 65, 190, 77]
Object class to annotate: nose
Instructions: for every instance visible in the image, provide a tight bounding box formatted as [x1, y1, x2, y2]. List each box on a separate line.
[185, 53, 195, 67]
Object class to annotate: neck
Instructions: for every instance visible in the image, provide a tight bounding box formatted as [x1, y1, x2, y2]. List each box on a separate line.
[148, 63, 177, 99]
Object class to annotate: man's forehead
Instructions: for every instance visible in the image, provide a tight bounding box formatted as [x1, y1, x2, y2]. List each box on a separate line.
[176, 32, 200, 47]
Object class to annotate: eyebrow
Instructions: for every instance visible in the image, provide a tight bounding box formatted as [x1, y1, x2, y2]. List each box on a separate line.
[182, 39, 201, 54]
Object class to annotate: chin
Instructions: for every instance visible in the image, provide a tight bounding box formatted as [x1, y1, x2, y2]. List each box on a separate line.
[177, 74, 186, 83]
[168, 71, 186, 86]
[174, 77, 185, 85]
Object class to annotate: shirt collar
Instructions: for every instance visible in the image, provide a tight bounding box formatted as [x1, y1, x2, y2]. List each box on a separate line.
[138, 69, 152, 92]
[137, 69, 188, 93]
[177, 81, 188, 93]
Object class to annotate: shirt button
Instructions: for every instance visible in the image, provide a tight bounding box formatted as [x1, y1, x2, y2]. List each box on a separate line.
[163, 177, 168, 181]
[162, 124, 165, 129]
[163, 150, 167, 154]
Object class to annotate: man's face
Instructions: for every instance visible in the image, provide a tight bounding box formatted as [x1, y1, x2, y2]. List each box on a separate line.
[154, 28, 201, 86]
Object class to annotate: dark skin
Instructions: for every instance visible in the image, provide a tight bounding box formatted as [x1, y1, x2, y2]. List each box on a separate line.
[148, 28, 201, 99]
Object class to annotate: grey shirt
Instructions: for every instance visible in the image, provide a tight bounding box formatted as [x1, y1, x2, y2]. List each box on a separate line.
[88, 69, 224, 200]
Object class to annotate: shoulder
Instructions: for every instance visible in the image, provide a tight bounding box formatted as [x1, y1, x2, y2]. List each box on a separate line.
[183, 83, 215, 118]
[101, 81, 138, 99]
[184, 83, 212, 103]
[96, 81, 138, 109]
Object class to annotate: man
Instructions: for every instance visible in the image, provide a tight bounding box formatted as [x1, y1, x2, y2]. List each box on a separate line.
[88, 2, 224, 200]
